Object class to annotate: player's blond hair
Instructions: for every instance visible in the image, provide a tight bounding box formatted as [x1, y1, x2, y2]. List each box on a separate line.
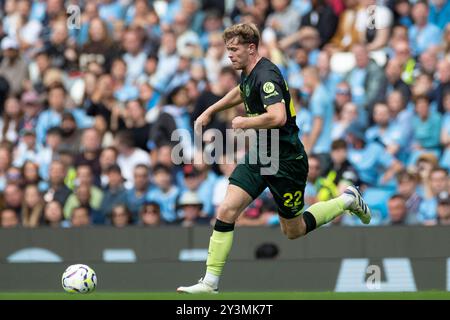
[223, 23, 260, 48]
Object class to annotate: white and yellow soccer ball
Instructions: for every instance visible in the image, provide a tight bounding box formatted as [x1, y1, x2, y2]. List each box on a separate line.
[61, 264, 97, 293]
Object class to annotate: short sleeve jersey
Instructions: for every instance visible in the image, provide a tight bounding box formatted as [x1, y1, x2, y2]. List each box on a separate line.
[239, 57, 304, 160]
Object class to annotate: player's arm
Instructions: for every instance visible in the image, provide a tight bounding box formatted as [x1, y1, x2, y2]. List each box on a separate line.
[232, 103, 286, 129]
[195, 86, 242, 132]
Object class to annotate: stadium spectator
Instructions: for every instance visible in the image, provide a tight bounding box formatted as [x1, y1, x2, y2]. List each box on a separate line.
[86, 73, 126, 133]
[413, 153, 439, 199]
[42, 160, 71, 205]
[434, 59, 450, 114]
[428, 0, 450, 30]
[331, 102, 359, 141]
[302, 66, 333, 167]
[20, 89, 42, 122]
[192, 66, 237, 136]
[328, 0, 363, 52]
[123, 99, 151, 152]
[59, 112, 83, 156]
[418, 48, 439, 76]
[345, 122, 403, 187]
[146, 163, 180, 223]
[387, 90, 414, 163]
[35, 127, 63, 180]
[391, 40, 416, 85]
[418, 167, 449, 225]
[70, 205, 91, 228]
[344, 44, 386, 122]
[304, 154, 328, 207]
[176, 190, 210, 227]
[139, 201, 162, 226]
[333, 81, 353, 116]
[21, 160, 45, 191]
[115, 130, 151, 189]
[126, 164, 151, 221]
[441, 91, 450, 170]
[440, 23, 450, 60]
[356, 0, 393, 52]
[182, 162, 216, 217]
[74, 128, 102, 182]
[99, 164, 127, 218]
[63, 165, 103, 220]
[299, 0, 338, 48]
[392, 0, 413, 27]
[109, 204, 133, 227]
[42, 200, 66, 227]
[13, 129, 38, 168]
[99, 146, 119, 188]
[366, 102, 409, 159]
[410, 95, 442, 165]
[35, 84, 68, 145]
[396, 170, 423, 218]
[386, 194, 416, 225]
[2, 183, 24, 216]
[122, 26, 147, 85]
[437, 191, 450, 225]
[79, 16, 120, 73]
[0, 37, 28, 95]
[0, 208, 20, 228]
[0, 95, 22, 144]
[326, 139, 360, 193]
[384, 58, 412, 103]
[409, 1, 442, 57]
[21, 184, 44, 228]
[150, 85, 193, 158]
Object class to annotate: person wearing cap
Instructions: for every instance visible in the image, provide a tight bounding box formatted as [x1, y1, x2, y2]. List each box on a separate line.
[346, 121, 404, 187]
[176, 190, 211, 227]
[0, 37, 28, 95]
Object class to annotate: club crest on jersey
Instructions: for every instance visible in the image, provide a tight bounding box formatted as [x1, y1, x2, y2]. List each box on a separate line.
[245, 84, 250, 97]
[263, 82, 275, 94]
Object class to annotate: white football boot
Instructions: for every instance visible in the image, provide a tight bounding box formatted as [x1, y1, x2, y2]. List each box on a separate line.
[177, 278, 219, 294]
[344, 185, 371, 225]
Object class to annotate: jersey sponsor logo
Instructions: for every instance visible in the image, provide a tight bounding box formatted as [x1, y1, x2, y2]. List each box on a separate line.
[264, 91, 279, 99]
[263, 82, 275, 94]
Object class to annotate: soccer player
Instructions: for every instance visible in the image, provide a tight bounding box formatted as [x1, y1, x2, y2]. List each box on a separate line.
[177, 23, 371, 294]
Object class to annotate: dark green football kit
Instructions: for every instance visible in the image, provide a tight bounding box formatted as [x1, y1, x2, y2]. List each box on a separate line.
[228, 57, 309, 219]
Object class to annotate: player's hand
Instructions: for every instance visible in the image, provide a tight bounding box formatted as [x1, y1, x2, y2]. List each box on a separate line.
[232, 116, 247, 129]
[194, 112, 212, 135]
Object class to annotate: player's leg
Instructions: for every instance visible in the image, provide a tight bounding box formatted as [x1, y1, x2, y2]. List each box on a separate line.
[278, 186, 371, 238]
[177, 163, 266, 293]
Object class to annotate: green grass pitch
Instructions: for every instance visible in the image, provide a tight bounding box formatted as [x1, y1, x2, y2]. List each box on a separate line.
[0, 291, 449, 300]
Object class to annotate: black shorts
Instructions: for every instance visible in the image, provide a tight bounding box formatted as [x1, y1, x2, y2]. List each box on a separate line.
[229, 152, 309, 219]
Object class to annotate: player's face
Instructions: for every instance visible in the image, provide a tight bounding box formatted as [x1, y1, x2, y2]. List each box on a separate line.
[226, 38, 251, 70]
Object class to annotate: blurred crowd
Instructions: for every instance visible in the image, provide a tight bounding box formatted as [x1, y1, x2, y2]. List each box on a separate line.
[0, 0, 449, 229]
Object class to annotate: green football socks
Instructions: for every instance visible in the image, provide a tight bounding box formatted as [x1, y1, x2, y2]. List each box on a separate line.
[303, 197, 346, 233]
[206, 220, 234, 277]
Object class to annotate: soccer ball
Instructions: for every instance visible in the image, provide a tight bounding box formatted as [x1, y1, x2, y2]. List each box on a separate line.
[61, 264, 97, 293]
